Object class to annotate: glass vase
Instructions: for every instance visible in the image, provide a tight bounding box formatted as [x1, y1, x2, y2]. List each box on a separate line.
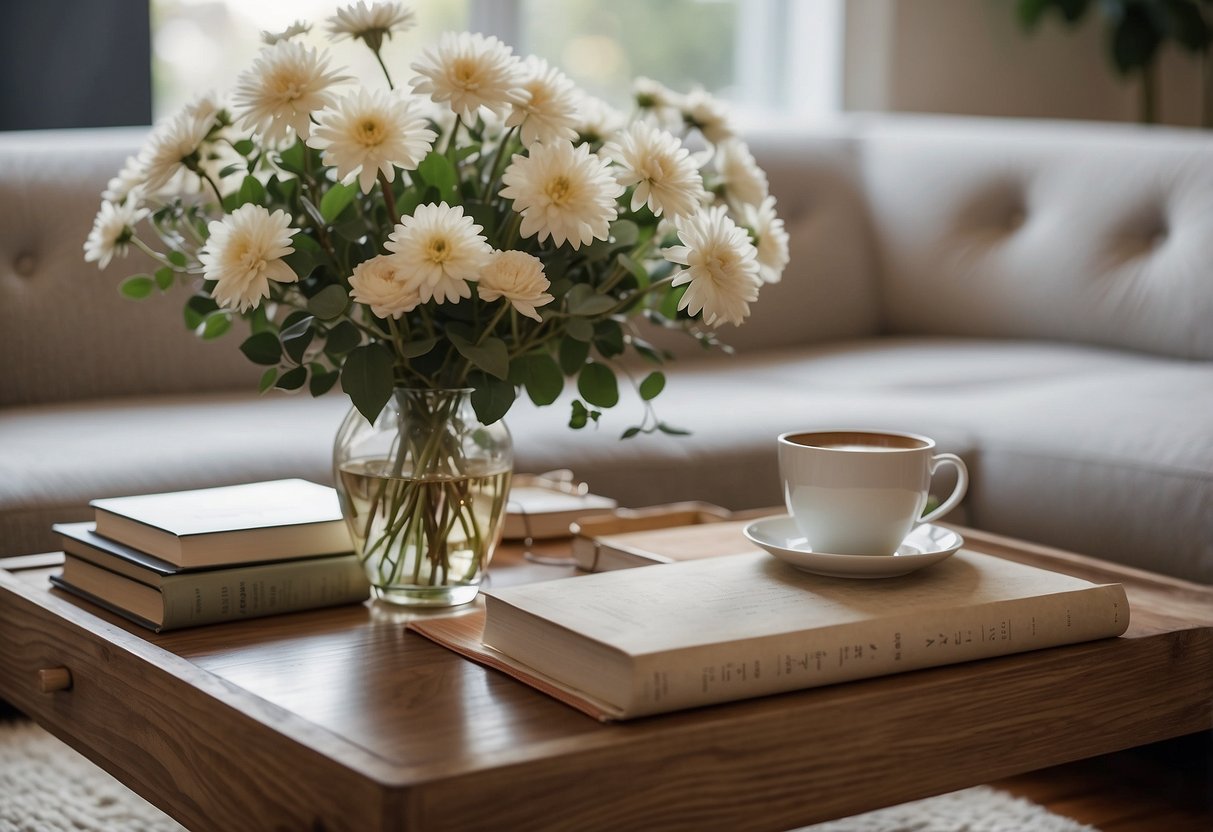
[333, 388, 513, 607]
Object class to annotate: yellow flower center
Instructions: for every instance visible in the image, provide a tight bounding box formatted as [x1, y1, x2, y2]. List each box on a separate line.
[545, 175, 572, 205]
[356, 118, 385, 147]
[426, 236, 452, 264]
[452, 58, 479, 88]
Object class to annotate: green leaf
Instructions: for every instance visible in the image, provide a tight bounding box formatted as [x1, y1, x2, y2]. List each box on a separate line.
[320, 181, 359, 223]
[200, 311, 231, 340]
[416, 151, 458, 203]
[566, 316, 594, 342]
[282, 323, 315, 364]
[307, 284, 349, 320]
[324, 320, 362, 356]
[167, 250, 187, 268]
[309, 367, 340, 397]
[237, 175, 265, 206]
[239, 331, 282, 365]
[565, 284, 616, 316]
[609, 219, 639, 249]
[258, 367, 278, 393]
[469, 374, 516, 425]
[119, 274, 154, 299]
[657, 421, 691, 436]
[509, 352, 564, 406]
[449, 332, 509, 380]
[639, 371, 666, 401]
[233, 139, 255, 156]
[569, 399, 589, 430]
[277, 140, 307, 175]
[1111, 6, 1162, 73]
[340, 343, 396, 423]
[275, 366, 307, 391]
[659, 284, 688, 320]
[184, 294, 218, 329]
[280, 315, 315, 342]
[621, 426, 642, 439]
[616, 253, 650, 288]
[593, 319, 625, 358]
[400, 336, 438, 358]
[153, 266, 174, 291]
[559, 337, 590, 375]
[577, 362, 619, 408]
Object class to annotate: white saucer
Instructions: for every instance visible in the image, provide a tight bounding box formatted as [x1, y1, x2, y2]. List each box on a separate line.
[743, 516, 963, 579]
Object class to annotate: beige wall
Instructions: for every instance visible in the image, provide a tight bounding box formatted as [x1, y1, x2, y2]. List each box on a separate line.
[843, 0, 1206, 127]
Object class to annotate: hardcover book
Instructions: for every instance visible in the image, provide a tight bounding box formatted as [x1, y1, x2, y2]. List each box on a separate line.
[410, 549, 1129, 720]
[50, 531, 368, 632]
[89, 479, 351, 568]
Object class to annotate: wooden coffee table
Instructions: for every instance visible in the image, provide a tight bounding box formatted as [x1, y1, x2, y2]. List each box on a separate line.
[1, 527, 1210, 832]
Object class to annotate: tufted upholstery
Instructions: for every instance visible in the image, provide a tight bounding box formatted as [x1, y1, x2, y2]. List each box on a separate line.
[0, 115, 1211, 583]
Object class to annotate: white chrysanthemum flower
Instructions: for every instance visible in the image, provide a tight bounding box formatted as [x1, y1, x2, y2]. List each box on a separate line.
[83, 200, 148, 269]
[663, 204, 761, 327]
[261, 20, 311, 46]
[633, 76, 682, 130]
[231, 41, 349, 145]
[499, 140, 624, 249]
[740, 195, 789, 284]
[604, 121, 704, 219]
[200, 204, 299, 313]
[409, 32, 526, 122]
[680, 87, 733, 145]
[327, 1, 415, 46]
[715, 138, 769, 209]
[308, 89, 437, 193]
[573, 93, 625, 145]
[102, 155, 146, 205]
[348, 254, 421, 319]
[505, 57, 579, 146]
[477, 250, 554, 322]
[137, 107, 215, 194]
[385, 202, 492, 303]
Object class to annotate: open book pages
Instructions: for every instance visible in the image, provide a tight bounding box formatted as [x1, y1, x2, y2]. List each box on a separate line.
[502, 486, 618, 540]
[410, 549, 1128, 720]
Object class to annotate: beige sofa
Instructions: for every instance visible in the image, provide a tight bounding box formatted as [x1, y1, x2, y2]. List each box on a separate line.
[2, 115, 1210, 583]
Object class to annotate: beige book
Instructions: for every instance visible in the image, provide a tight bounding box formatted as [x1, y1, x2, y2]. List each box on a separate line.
[90, 479, 351, 568]
[411, 550, 1129, 720]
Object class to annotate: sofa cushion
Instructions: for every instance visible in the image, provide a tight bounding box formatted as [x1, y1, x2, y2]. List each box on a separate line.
[4, 338, 1208, 583]
[857, 116, 1213, 361]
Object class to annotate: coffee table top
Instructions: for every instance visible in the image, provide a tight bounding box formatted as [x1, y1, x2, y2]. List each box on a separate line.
[2, 526, 1211, 832]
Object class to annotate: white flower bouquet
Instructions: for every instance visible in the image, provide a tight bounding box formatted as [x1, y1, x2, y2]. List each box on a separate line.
[85, 1, 788, 432]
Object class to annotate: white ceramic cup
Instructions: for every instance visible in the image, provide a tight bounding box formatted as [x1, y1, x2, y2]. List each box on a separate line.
[777, 429, 968, 556]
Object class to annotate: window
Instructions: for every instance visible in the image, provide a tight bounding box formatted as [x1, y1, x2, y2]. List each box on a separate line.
[152, 0, 841, 126]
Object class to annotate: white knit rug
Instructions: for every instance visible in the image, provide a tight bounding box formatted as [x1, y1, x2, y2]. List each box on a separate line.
[0, 719, 1097, 832]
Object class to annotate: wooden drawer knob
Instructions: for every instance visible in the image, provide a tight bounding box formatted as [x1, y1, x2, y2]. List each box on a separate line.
[38, 667, 72, 693]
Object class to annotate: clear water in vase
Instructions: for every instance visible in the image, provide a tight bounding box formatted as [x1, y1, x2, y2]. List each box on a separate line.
[338, 459, 512, 606]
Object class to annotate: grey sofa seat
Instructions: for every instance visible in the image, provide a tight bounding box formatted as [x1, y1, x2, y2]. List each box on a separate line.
[1, 115, 1210, 583]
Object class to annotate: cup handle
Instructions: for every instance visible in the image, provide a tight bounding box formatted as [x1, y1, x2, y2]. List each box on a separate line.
[919, 452, 968, 524]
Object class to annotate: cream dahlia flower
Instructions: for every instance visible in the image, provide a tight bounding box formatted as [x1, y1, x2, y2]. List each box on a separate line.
[680, 87, 734, 145]
[572, 93, 625, 145]
[664, 205, 761, 327]
[385, 202, 492, 304]
[506, 57, 579, 146]
[83, 200, 148, 269]
[715, 139, 769, 210]
[308, 89, 437, 193]
[327, 1, 415, 46]
[231, 41, 349, 145]
[605, 121, 704, 219]
[348, 254, 421, 319]
[102, 155, 145, 205]
[477, 250, 554, 322]
[409, 32, 525, 122]
[261, 20, 311, 46]
[740, 195, 789, 284]
[137, 107, 215, 194]
[499, 140, 623, 249]
[200, 204, 299, 313]
[633, 76, 682, 131]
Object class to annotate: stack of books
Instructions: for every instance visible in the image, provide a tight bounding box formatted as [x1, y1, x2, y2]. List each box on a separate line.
[51, 479, 368, 632]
